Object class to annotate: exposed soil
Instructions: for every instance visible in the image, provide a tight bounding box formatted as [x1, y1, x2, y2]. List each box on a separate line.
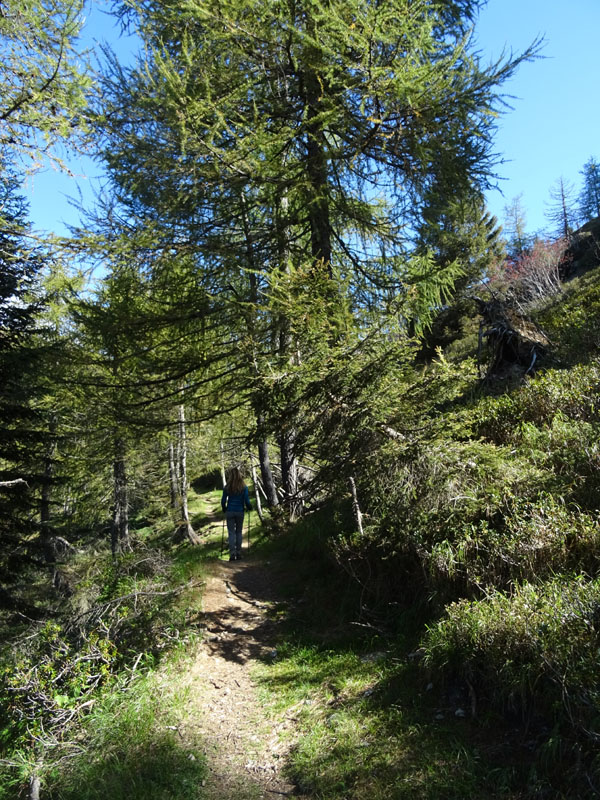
[179, 542, 305, 800]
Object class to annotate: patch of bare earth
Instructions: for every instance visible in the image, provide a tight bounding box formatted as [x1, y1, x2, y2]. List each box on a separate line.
[178, 548, 306, 799]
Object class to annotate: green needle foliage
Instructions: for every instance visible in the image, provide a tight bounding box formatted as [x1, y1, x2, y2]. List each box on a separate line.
[0, 0, 91, 169]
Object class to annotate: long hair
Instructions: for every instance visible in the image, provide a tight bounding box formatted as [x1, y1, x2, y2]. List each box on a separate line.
[226, 467, 246, 494]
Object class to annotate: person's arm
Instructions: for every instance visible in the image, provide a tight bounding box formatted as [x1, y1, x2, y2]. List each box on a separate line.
[244, 485, 251, 511]
[221, 488, 228, 512]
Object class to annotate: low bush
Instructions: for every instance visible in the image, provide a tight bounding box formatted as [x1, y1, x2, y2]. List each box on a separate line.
[472, 362, 600, 445]
[537, 270, 600, 362]
[423, 577, 600, 786]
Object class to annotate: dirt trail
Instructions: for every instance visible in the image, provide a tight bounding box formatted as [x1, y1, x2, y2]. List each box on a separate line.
[180, 543, 305, 800]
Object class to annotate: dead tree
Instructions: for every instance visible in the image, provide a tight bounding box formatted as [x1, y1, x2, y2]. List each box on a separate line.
[474, 297, 550, 380]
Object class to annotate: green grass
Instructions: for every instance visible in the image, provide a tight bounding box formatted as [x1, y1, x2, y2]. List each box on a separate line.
[247, 522, 537, 800]
[46, 658, 207, 800]
[255, 636, 532, 799]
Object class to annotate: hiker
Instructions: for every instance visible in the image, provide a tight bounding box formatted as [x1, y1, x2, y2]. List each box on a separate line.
[221, 467, 252, 561]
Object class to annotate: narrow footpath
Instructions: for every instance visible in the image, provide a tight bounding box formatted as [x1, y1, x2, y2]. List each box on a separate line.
[178, 539, 306, 800]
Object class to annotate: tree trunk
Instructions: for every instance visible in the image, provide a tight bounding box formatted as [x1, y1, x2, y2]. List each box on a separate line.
[240, 191, 281, 512]
[111, 437, 131, 557]
[40, 436, 56, 565]
[177, 404, 200, 545]
[256, 410, 279, 508]
[349, 476, 364, 536]
[219, 440, 227, 488]
[250, 454, 263, 523]
[303, 22, 332, 275]
[280, 428, 301, 520]
[168, 441, 178, 509]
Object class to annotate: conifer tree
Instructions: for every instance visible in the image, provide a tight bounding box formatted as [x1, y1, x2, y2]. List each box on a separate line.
[579, 157, 600, 222]
[503, 194, 532, 258]
[545, 176, 578, 241]
[0, 0, 91, 168]
[93, 0, 538, 514]
[0, 165, 61, 590]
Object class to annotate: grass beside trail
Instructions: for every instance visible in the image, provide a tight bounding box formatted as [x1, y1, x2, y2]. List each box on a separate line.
[14, 493, 224, 800]
[47, 657, 208, 800]
[249, 517, 537, 800]
[15, 489, 536, 800]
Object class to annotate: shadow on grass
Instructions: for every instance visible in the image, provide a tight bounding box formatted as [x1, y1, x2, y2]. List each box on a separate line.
[256, 634, 534, 800]
[49, 733, 207, 800]
[245, 526, 537, 800]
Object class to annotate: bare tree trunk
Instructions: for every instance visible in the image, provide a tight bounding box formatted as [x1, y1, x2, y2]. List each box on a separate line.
[219, 440, 227, 488]
[257, 421, 279, 508]
[177, 404, 200, 545]
[240, 191, 281, 511]
[168, 441, 178, 509]
[250, 454, 263, 523]
[29, 775, 41, 800]
[280, 428, 300, 520]
[349, 476, 364, 536]
[275, 181, 303, 519]
[111, 437, 131, 557]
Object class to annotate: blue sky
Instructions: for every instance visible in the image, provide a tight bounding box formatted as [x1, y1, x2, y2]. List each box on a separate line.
[476, 0, 600, 235]
[23, 0, 600, 239]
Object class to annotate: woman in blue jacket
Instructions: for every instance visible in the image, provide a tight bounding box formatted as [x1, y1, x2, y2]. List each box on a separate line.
[221, 467, 252, 561]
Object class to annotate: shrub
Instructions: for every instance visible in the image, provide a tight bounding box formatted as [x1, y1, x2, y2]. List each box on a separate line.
[537, 269, 600, 362]
[472, 362, 600, 445]
[423, 576, 600, 737]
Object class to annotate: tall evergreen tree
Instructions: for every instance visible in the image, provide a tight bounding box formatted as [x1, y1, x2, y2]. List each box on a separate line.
[0, 165, 51, 591]
[579, 157, 600, 222]
[93, 0, 538, 514]
[416, 184, 503, 293]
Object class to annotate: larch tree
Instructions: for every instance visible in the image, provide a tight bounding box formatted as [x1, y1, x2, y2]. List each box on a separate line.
[503, 193, 532, 259]
[0, 0, 91, 169]
[545, 176, 579, 241]
[93, 0, 538, 515]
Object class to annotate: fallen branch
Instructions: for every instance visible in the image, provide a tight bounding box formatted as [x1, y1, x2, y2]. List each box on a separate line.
[69, 579, 205, 630]
[378, 423, 406, 441]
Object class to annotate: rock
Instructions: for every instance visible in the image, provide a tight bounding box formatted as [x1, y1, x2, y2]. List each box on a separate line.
[360, 651, 387, 663]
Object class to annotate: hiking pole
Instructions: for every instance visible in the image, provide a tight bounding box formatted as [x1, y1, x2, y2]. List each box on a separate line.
[247, 510, 251, 552]
[220, 516, 225, 559]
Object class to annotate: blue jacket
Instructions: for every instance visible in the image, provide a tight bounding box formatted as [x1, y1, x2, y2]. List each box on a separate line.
[221, 485, 251, 513]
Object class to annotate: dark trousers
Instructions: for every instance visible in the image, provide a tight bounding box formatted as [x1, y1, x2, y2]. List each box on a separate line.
[226, 511, 244, 556]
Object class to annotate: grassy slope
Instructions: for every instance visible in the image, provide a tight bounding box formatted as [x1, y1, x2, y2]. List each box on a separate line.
[251, 267, 600, 800]
[249, 519, 532, 800]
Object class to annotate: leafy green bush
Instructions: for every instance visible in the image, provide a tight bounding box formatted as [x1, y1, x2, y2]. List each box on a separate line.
[472, 362, 600, 445]
[420, 496, 600, 595]
[423, 576, 600, 751]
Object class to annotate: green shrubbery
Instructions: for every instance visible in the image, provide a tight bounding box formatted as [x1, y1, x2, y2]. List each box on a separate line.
[305, 267, 600, 793]
[423, 577, 600, 783]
